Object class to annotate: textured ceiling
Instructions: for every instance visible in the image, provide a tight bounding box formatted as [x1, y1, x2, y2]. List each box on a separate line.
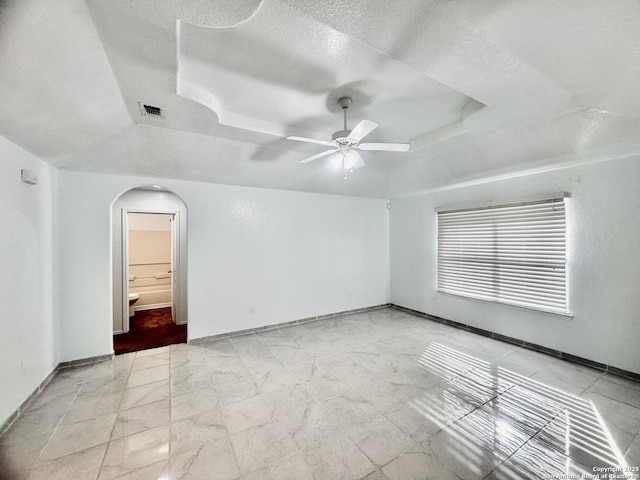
[1, 0, 639, 198]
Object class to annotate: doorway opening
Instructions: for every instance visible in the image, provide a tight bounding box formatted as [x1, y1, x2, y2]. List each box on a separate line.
[115, 212, 185, 353]
[111, 187, 188, 354]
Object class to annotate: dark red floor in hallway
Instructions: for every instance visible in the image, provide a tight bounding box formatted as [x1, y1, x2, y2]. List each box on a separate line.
[114, 307, 186, 354]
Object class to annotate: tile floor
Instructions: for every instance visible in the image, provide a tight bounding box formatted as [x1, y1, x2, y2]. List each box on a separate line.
[1, 308, 639, 480]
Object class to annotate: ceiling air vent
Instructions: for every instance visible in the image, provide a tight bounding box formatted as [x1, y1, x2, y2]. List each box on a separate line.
[138, 103, 165, 118]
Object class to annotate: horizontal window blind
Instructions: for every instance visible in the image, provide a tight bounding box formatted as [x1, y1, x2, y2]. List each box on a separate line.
[437, 198, 567, 313]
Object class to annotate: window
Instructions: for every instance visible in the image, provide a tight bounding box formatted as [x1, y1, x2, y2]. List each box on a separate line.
[437, 197, 568, 314]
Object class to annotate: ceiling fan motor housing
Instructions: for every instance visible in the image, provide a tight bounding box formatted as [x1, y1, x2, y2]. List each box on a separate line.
[332, 130, 352, 144]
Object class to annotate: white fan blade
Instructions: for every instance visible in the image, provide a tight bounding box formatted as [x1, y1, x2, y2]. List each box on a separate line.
[299, 149, 338, 164]
[346, 120, 378, 143]
[357, 142, 410, 152]
[287, 136, 335, 147]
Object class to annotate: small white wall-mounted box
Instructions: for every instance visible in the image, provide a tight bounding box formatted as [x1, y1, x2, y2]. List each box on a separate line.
[21, 169, 38, 185]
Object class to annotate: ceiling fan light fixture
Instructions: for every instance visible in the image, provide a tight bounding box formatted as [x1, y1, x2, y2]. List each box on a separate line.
[344, 150, 364, 170]
[287, 97, 410, 171]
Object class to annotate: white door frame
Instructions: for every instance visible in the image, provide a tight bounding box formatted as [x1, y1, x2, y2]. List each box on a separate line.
[170, 214, 177, 324]
[121, 208, 181, 333]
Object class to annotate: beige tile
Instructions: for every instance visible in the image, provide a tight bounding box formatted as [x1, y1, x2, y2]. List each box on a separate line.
[530, 360, 603, 393]
[111, 399, 170, 440]
[4, 401, 68, 440]
[77, 376, 128, 401]
[35, 375, 83, 399]
[171, 359, 209, 378]
[126, 365, 169, 389]
[346, 415, 414, 467]
[120, 380, 170, 410]
[230, 422, 298, 474]
[361, 469, 391, 480]
[91, 359, 134, 379]
[383, 387, 474, 443]
[0, 461, 30, 479]
[427, 423, 512, 479]
[170, 370, 211, 396]
[131, 352, 171, 372]
[99, 460, 168, 480]
[240, 467, 273, 480]
[235, 343, 272, 358]
[29, 444, 107, 480]
[223, 394, 274, 434]
[55, 365, 96, 382]
[27, 389, 77, 412]
[212, 377, 259, 406]
[170, 409, 227, 456]
[285, 355, 338, 383]
[242, 355, 283, 376]
[171, 388, 220, 421]
[268, 453, 313, 480]
[40, 413, 116, 461]
[486, 437, 593, 480]
[625, 432, 640, 466]
[301, 434, 375, 480]
[200, 339, 236, 357]
[0, 431, 51, 473]
[265, 384, 316, 419]
[276, 402, 340, 451]
[304, 375, 351, 402]
[136, 346, 170, 358]
[321, 392, 379, 427]
[99, 426, 169, 480]
[586, 375, 640, 408]
[269, 344, 312, 365]
[169, 437, 239, 480]
[2, 308, 635, 480]
[382, 449, 458, 480]
[252, 366, 298, 394]
[61, 392, 122, 425]
[228, 333, 265, 350]
[581, 391, 640, 453]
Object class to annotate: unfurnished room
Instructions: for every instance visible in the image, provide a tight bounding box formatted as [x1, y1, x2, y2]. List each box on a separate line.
[0, 1, 639, 479]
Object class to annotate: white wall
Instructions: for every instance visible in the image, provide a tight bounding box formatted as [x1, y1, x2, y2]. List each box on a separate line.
[0, 136, 58, 426]
[390, 156, 640, 374]
[58, 171, 390, 362]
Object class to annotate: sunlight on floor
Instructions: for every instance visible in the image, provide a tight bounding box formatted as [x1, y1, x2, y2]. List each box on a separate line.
[416, 342, 632, 479]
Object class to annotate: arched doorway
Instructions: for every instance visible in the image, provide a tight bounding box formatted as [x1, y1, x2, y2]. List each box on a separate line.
[111, 186, 188, 353]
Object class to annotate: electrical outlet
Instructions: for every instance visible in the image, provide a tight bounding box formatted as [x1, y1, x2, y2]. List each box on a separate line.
[250, 307, 256, 314]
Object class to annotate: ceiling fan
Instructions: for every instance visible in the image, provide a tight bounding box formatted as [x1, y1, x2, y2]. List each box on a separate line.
[286, 97, 410, 178]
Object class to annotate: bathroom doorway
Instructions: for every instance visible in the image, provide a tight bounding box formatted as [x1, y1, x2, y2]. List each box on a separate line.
[115, 211, 185, 353]
[111, 187, 188, 354]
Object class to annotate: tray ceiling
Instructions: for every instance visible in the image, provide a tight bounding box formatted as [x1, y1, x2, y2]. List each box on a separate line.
[1, 0, 640, 197]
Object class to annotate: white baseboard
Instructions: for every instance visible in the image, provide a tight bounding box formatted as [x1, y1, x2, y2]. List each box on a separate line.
[134, 302, 172, 312]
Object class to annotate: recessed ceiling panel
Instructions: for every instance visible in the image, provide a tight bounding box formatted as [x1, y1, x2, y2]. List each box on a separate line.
[177, 0, 479, 142]
[4, 0, 640, 199]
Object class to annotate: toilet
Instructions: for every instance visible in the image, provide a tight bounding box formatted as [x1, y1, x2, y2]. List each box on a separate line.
[128, 293, 139, 317]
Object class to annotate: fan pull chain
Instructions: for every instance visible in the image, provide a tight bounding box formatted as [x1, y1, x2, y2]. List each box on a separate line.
[341, 100, 349, 180]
